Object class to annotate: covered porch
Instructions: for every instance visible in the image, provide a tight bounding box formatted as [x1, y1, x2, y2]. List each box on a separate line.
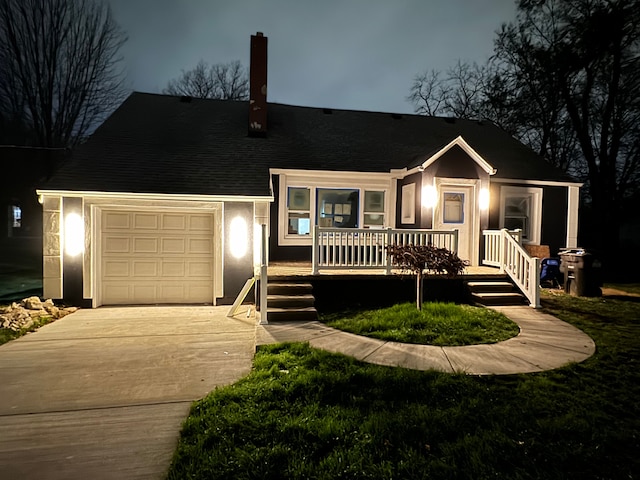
[255, 227, 542, 323]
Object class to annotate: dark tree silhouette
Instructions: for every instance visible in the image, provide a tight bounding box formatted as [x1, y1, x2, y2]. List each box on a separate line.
[163, 60, 249, 100]
[0, 0, 127, 147]
[409, 0, 640, 253]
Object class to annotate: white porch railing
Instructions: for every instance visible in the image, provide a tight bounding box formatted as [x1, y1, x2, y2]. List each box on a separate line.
[312, 226, 459, 275]
[483, 229, 541, 308]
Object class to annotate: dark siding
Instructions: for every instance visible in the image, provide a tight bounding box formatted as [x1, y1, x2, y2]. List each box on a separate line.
[433, 145, 481, 179]
[220, 202, 256, 304]
[396, 172, 422, 228]
[269, 174, 312, 261]
[62, 197, 86, 306]
[488, 183, 501, 230]
[541, 186, 568, 255]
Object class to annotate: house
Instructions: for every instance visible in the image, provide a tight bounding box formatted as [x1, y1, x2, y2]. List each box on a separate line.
[36, 33, 581, 309]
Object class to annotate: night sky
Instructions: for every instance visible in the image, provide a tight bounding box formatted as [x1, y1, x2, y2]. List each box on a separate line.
[107, 0, 517, 114]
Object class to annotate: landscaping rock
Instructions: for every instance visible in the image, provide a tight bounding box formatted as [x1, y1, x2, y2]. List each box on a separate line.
[23, 296, 43, 310]
[0, 297, 77, 331]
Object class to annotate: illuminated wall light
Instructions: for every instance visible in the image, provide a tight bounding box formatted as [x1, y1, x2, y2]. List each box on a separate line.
[229, 216, 248, 259]
[64, 213, 84, 256]
[422, 185, 438, 208]
[479, 188, 490, 211]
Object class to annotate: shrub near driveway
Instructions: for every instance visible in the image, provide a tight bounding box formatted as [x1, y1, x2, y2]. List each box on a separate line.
[322, 302, 519, 346]
[167, 291, 640, 480]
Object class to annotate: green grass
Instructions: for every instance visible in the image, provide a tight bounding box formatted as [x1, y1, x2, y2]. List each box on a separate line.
[167, 292, 640, 480]
[0, 313, 53, 346]
[603, 283, 640, 295]
[321, 302, 519, 346]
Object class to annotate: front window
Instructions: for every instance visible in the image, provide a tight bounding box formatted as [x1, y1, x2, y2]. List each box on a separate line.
[504, 196, 530, 238]
[364, 190, 385, 227]
[278, 172, 392, 246]
[316, 188, 359, 228]
[11, 205, 22, 228]
[287, 187, 310, 235]
[500, 186, 543, 244]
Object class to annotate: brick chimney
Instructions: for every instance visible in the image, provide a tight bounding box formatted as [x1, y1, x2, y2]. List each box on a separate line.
[249, 32, 268, 136]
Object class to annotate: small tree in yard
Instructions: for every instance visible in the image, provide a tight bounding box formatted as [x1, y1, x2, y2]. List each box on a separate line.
[387, 244, 468, 310]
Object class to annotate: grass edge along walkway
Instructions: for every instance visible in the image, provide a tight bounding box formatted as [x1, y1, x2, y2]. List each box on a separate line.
[257, 305, 595, 375]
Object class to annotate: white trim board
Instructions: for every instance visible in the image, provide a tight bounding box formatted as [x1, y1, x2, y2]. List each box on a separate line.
[37, 189, 273, 203]
[491, 178, 583, 188]
[418, 136, 497, 176]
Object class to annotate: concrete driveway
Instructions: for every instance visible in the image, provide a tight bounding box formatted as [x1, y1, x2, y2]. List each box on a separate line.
[0, 306, 257, 480]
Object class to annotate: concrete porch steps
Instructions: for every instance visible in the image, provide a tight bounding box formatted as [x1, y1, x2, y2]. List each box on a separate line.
[266, 281, 318, 321]
[467, 279, 527, 306]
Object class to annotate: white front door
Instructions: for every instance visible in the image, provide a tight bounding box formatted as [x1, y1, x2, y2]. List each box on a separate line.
[433, 181, 478, 265]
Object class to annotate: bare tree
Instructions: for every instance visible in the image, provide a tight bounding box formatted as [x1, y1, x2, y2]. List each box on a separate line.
[495, 0, 640, 252]
[0, 0, 127, 147]
[408, 61, 488, 118]
[408, 69, 449, 116]
[163, 60, 249, 100]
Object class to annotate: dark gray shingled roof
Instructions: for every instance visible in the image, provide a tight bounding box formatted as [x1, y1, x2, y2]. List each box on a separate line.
[42, 92, 575, 197]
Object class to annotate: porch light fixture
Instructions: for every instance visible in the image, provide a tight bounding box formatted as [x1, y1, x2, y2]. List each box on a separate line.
[229, 216, 248, 258]
[64, 213, 84, 256]
[479, 188, 490, 211]
[422, 185, 438, 208]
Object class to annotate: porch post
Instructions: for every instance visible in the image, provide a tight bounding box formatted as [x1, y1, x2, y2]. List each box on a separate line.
[499, 229, 507, 273]
[530, 257, 541, 308]
[312, 225, 319, 275]
[259, 224, 268, 324]
[385, 227, 393, 274]
[566, 186, 580, 248]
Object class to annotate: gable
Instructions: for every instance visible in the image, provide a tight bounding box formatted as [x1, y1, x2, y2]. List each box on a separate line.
[431, 145, 482, 179]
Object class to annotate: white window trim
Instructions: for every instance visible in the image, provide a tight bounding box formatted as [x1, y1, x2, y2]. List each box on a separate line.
[499, 186, 543, 245]
[400, 183, 415, 224]
[277, 171, 393, 246]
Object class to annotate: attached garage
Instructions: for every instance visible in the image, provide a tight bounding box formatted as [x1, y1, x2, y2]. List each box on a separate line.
[100, 210, 215, 305]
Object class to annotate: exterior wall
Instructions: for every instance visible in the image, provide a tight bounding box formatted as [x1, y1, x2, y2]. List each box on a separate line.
[39, 193, 264, 306]
[540, 186, 568, 255]
[269, 175, 312, 261]
[42, 195, 62, 300]
[417, 148, 491, 264]
[62, 197, 85, 305]
[270, 170, 395, 260]
[488, 182, 572, 257]
[221, 201, 255, 304]
[430, 145, 483, 179]
[396, 172, 422, 228]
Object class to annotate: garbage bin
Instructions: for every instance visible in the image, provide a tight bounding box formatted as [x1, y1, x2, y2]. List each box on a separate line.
[559, 248, 602, 297]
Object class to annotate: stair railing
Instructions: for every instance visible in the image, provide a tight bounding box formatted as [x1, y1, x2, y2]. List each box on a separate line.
[483, 229, 541, 308]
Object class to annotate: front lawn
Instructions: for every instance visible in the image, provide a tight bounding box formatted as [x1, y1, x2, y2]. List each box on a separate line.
[167, 292, 640, 480]
[321, 302, 519, 346]
[603, 282, 640, 296]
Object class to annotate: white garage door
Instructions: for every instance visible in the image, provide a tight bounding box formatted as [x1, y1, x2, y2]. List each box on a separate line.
[101, 210, 214, 305]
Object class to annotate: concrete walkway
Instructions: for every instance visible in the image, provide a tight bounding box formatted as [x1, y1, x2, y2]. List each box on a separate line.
[0, 306, 256, 480]
[0, 304, 595, 479]
[257, 306, 596, 375]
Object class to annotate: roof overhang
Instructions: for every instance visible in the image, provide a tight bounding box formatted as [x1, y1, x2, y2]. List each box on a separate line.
[35, 189, 274, 203]
[490, 178, 583, 188]
[269, 168, 395, 180]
